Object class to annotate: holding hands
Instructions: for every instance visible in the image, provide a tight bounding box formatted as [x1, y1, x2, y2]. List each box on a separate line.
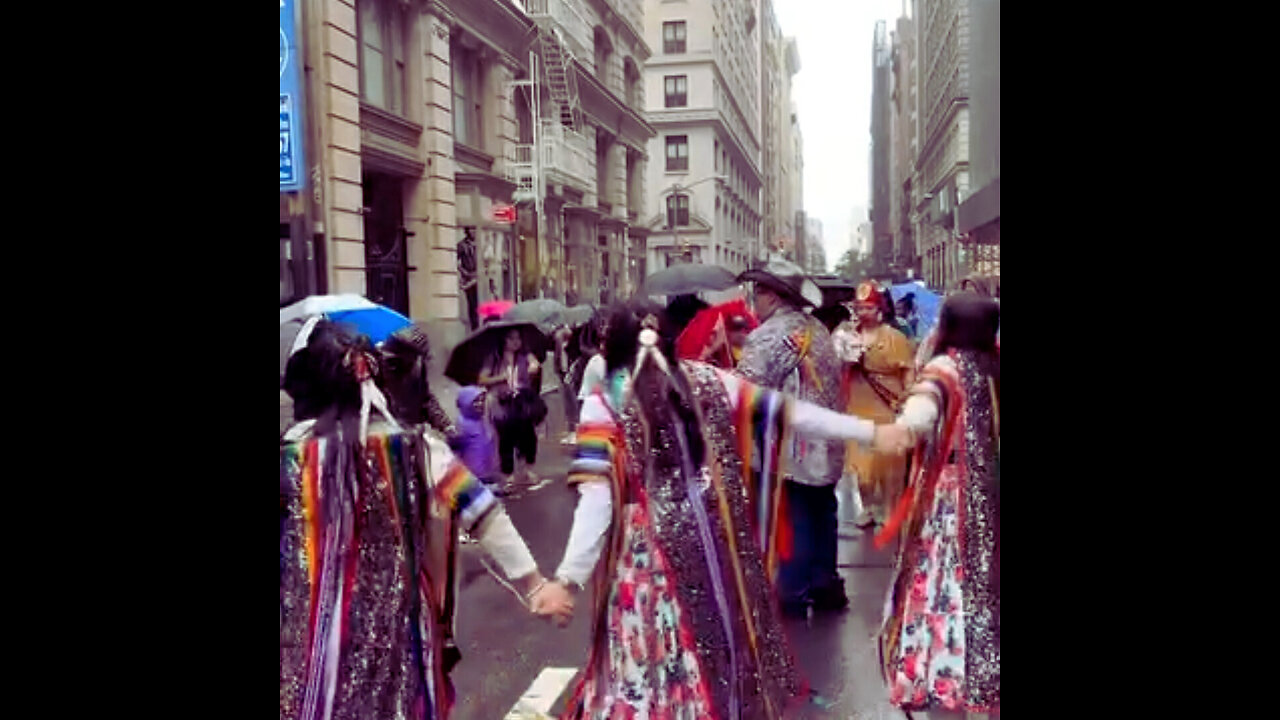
[529, 580, 576, 627]
[872, 423, 916, 456]
[518, 571, 575, 626]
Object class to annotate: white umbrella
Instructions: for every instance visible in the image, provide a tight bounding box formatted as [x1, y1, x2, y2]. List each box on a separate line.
[279, 294, 377, 326]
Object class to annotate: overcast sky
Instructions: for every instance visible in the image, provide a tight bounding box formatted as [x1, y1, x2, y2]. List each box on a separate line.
[773, 0, 906, 271]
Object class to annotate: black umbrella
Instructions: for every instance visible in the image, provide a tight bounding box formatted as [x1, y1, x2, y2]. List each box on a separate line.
[640, 263, 738, 296]
[444, 320, 549, 387]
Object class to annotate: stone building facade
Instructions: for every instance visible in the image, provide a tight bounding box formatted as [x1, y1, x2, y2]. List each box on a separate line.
[643, 0, 762, 273]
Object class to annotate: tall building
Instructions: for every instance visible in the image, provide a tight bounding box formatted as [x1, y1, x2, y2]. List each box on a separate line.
[869, 20, 893, 280]
[955, 0, 999, 280]
[913, 0, 971, 291]
[801, 216, 826, 275]
[758, 0, 802, 262]
[511, 0, 657, 308]
[889, 8, 919, 281]
[279, 0, 543, 357]
[278, 0, 654, 363]
[643, 0, 762, 273]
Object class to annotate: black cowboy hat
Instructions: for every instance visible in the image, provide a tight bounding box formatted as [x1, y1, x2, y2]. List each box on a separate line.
[737, 259, 823, 309]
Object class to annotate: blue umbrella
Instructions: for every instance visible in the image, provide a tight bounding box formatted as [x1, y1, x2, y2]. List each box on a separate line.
[890, 282, 941, 340]
[325, 307, 413, 344]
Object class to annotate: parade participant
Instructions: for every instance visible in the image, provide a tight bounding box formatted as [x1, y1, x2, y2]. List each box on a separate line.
[674, 298, 758, 369]
[280, 319, 567, 720]
[543, 302, 911, 720]
[379, 322, 458, 437]
[832, 282, 915, 529]
[876, 291, 1000, 719]
[478, 328, 546, 490]
[736, 260, 850, 615]
[576, 310, 611, 402]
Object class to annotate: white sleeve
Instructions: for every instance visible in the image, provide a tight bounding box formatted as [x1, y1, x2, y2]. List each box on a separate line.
[790, 399, 877, 445]
[578, 355, 606, 400]
[713, 366, 875, 445]
[473, 508, 538, 581]
[898, 393, 939, 435]
[553, 480, 613, 587]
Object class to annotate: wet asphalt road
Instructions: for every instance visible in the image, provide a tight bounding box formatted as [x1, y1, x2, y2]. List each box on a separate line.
[448, 388, 910, 720]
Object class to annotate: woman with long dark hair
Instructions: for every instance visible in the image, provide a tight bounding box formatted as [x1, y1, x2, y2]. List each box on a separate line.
[875, 292, 1000, 719]
[478, 328, 545, 491]
[537, 301, 911, 719]
[280, 320, 554, 720]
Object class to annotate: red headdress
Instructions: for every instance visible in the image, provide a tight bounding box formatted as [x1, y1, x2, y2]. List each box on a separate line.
[675, 298, 759, 368]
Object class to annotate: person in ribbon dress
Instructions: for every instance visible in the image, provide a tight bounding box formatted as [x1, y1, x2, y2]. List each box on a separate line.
[875, 292, 1000, 719]
[279, 319, 570, 720]
[541, 301, 912, 720]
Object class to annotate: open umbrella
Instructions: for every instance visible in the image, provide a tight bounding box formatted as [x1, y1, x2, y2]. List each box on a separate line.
[280, 294, 377, 325]
[444, 320, 549, 387]
[640, 263, 738, 297]
[503, 298, 567, 332]
[279, 294, 412, 345]
[478, 299, 515, 321]
[890, 282, 941, 339]
[561, 303, 596, 327]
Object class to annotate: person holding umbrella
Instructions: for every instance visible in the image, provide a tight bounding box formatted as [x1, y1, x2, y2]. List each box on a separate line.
[478, 326, 547, 493]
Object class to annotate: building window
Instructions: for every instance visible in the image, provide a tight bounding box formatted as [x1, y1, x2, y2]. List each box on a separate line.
[451, 43, 483, 148]
[665, 135, 688, 171]
[594, 27, 613, 84]
[664, 75, 688, 108]
[666, 193, 690, 227]
[358, 0, 409, 116]
[663, 21, 687, 54]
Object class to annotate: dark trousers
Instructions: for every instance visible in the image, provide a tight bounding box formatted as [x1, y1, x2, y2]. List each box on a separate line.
[498, 422, 538, 475]
[559, 373, 580, 431]
[777, 479, 845, 609]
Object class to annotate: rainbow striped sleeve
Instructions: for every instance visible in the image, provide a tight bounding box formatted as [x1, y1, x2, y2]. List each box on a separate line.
[568, 423, 620, 485]
[433, 461, 497, 532]
[735, 378, 789, 464]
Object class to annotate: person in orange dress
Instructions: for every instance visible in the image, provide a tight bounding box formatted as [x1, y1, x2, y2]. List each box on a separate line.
[832, 282, 915, 528]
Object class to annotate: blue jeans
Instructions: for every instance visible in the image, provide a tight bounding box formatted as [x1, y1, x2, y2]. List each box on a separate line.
[776, 479, 845, 610]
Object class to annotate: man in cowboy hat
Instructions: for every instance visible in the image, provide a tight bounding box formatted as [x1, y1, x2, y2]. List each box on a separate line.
[736, 259, 850, 616]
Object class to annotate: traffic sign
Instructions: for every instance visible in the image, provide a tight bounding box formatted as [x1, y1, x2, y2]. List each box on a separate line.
[492, 204, 517, 224]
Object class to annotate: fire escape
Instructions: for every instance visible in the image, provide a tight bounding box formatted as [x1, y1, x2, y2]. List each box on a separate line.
[508, 0, 589, 299]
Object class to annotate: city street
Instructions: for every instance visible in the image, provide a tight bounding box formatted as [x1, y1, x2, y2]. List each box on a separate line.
[449, 384, 910, 720]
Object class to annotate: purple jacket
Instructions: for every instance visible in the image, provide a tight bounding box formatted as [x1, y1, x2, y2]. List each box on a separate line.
[449, 386, 499, 480]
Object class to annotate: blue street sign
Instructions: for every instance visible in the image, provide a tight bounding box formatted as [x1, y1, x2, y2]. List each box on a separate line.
[280, 0, 305, 192]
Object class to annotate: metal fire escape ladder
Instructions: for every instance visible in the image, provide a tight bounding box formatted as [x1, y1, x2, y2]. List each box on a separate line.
[531, 14, 581, 132]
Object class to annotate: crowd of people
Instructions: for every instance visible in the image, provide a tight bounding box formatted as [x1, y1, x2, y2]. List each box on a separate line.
[280, 263, 999, 720]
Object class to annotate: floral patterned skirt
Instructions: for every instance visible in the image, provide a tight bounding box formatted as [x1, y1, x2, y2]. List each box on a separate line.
[881, 466, 973, 713]
[573, 504, 717, 720]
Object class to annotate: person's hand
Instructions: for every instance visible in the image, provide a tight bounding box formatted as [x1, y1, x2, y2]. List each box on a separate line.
[873, 423, 915, 456]
[529, 581, 575, 627]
